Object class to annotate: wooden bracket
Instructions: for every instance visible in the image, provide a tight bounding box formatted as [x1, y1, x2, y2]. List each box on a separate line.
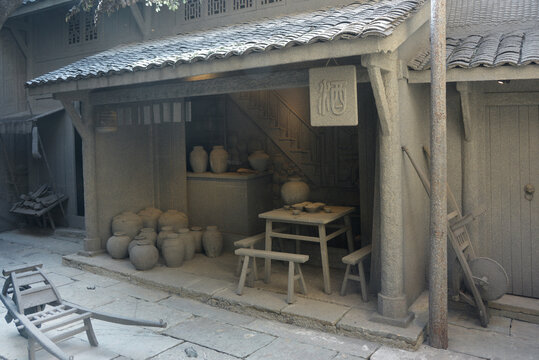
[5, 26, 29, 59]
[456, 82, 473, 141]
[130, 4, 151, 39]
[366, 66, 391, 136]
[55, 92, 91, 138]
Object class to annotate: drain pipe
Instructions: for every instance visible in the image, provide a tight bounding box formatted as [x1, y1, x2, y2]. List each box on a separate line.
[429, 0, 448, 349]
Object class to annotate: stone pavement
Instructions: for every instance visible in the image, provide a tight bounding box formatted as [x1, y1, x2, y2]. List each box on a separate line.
[1, 229, 538, 360]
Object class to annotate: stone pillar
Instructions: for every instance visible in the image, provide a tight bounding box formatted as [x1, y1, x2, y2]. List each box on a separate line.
[58, 96, 101, 253]
[363, 54, 413, 327]
[80, 102, 100, 252]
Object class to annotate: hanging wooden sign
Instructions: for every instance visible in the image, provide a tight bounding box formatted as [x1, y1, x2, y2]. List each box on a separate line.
[309, 65, 358, 126]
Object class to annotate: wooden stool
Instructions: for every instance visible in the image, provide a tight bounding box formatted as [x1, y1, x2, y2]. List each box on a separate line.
[233, 226, 288, 279]
[235, 248, 308, 304]
[340, 244, 371, 302]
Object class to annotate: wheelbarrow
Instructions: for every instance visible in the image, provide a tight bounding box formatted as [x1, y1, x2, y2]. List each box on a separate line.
[1, 264, 167, 360]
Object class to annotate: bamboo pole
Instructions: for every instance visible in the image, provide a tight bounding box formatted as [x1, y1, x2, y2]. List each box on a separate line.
[429, 0, 448, 349]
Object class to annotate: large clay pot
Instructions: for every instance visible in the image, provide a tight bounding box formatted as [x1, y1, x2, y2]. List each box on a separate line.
[178, 228, 195, 261]
[281, 176, 310, 205]
[190, 146, 208, 173]
[190, 226, 203, 253]
[248, 150, 270, 171]
[209, 146, 228, 173]
[158, 210, 189, 232]
[202, 226, 223, 258]
[137, 207, 162, 230]
[139, 228, 157, 246]
[112, 212, 143, 239]
[161, 233, 184, 267]
[129, 240, 159, 271]
[128, 235, 146, 253]
[157, 226, 175, 250]
[106, 232, 130, 259]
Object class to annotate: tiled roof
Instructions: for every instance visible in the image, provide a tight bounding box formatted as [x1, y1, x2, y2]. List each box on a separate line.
[408, 27, 539, 71]
[27, 0, 426, 87]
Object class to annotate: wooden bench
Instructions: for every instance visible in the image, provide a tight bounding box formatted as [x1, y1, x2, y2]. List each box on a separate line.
[235, 248, 308, 304]
[233, 226, 288, 279]
[340, 244, 372, 301]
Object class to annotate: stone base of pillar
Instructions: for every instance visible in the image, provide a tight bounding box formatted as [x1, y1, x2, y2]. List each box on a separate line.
[370, 292, 415, 328]
[83, 237, 102, 253]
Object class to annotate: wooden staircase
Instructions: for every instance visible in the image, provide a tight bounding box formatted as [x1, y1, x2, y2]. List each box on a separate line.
[229, 91, 321, 185]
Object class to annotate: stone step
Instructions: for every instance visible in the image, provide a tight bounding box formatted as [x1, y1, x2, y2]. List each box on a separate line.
[489, 294, 539, 324]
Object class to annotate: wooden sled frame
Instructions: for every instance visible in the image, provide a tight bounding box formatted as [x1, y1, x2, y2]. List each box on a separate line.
[1, 264, 167, 360]
[402, 146, 490, 327]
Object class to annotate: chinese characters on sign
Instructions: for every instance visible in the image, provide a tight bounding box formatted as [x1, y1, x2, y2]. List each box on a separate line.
[309, 66, 358, 126]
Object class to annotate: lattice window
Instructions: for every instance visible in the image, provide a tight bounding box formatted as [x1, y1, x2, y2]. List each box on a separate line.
[84, 14, 98, 41]
[261, 0, 282, 4]
[234, 0, 253, 10]
[208, 0, 226, 15]
[68, 16, 81, 44]
[185, 0, 201, 20]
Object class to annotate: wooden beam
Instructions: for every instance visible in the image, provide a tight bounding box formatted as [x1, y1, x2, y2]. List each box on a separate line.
[456, 82, 472, 141]
[483, 92, 539, 106]
[55, 93, 90, 138]
[89, 68, 370, 106]
[408, 65, 539, 83]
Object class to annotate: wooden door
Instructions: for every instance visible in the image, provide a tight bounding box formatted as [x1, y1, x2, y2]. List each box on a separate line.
[486, 104, 539, 298]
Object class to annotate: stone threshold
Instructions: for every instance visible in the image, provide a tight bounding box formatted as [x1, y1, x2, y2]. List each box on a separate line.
[62, 253, 427, 350]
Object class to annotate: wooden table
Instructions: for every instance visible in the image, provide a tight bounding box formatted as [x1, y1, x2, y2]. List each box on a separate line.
[259, 206, 355, 294]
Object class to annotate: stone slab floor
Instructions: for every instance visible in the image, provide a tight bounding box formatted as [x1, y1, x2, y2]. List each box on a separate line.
[1, 229, 538, 360]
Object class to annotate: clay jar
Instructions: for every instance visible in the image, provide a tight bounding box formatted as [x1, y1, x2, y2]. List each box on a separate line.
[129, 239, 159, 271]
[190, 146, 208, 173]
[157, 226, 174, 250]
[281, 176, 310, 205]
[248, 150, 270, 171]
[161, 233, 185, 267]
[112, 212, 143, 239]
[178, 228, 195, 261]
[139, 228, 157, 246]
[190, 226, 203, 253]
[137, 207, 162, 230]
[158, 210, 188, 232]
[128, 235, 146, 253]
[106, 232, 130, 259]
[202, 226, 223, 258]
[209, 145, 228, 173]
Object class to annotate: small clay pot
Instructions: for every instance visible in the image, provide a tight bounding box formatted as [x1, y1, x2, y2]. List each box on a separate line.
[202, 226, 223, 258]
[190, 226, 203, 253]
[281, 176, 310, 205]
[106, 232, 130, 259]
[139, 228, 157, 245]
[161, 233, 184, 267]
[112, 212, 143, 239]
[248, 150, 270, 171]
[129, 239, 159, 271]
[190, 146, 208, 173]
[157, 226, 175, 250]
[209, 146, 228, 173]
[178, 228, 195, 261]
[137, 207, 162, 230]
[158, 210, 189, 232]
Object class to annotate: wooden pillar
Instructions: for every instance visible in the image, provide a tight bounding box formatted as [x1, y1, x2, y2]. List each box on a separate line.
[363, 54, 413, 327]
[57, 94, 101, 253]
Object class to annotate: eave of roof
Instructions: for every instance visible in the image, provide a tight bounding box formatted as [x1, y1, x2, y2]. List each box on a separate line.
[10, 0, 74, 18]
[27, 0, 428, 94]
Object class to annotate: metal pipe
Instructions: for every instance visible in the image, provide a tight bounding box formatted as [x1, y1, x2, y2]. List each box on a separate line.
[429, 0, 448, 349]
